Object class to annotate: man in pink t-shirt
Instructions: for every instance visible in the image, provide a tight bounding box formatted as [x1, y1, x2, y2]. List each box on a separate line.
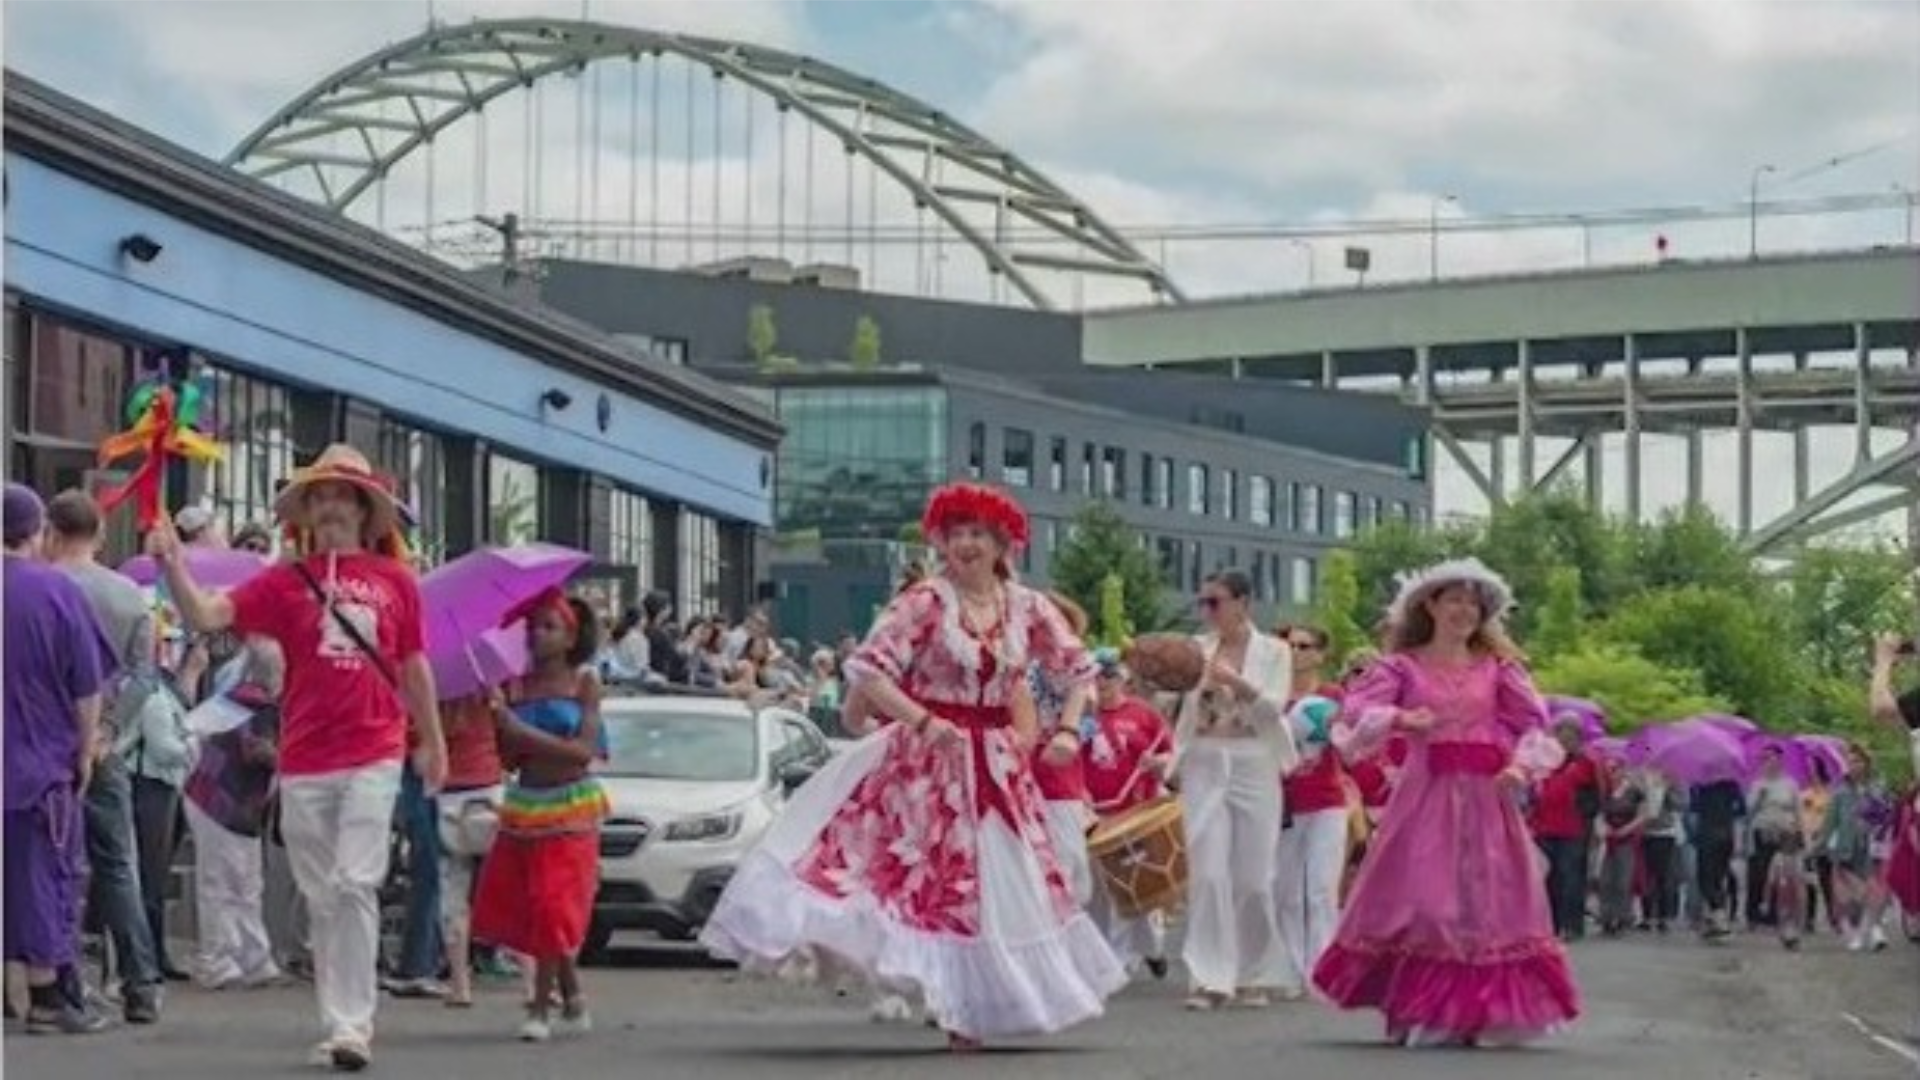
[154, 444, 445, 1073]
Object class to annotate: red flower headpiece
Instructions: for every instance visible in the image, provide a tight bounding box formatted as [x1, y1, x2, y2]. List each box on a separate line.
[922, 482, 1030, 550]
[501, 587, 577, 631]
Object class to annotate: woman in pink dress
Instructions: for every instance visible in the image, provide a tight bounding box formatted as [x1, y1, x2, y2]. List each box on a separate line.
[700, 482, 1126, 1051]
[1314, 558, 1579, 1048]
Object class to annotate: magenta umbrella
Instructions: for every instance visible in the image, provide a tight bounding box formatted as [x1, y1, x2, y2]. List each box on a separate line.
[1590, 735, 1630, 764]
[1692, 713, 1760, 738]
[1645, 719, 1748, 785]
[1547, 696, 1608, 740]
[418, 543, 592, 651]
[1743, 733, 1811, 784]
[429, 622, 529, 702]
[1794, 734, 1849, 784]
[120, 548, 272, 591]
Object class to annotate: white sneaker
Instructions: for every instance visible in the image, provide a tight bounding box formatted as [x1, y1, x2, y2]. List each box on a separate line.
[518, 1015, 552, 1043]
[555, 1004, 593, 1036]
[328, 1037, 371, 1072]
[1869, 924, 1889, 952]
[869, 993, 915, 1024]
[307, 1040, 337, 1068]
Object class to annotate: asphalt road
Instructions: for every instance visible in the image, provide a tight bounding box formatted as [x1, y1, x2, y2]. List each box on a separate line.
[9, 929, 1917, 1080]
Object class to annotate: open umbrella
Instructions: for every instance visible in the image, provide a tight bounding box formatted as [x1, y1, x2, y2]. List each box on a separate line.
[1547, 696, 1607, 740]
[1692, 714, 1760, 739]
[1742, 733, 1811, 784]
[1645, 719, 1748, 785]
[1590, 735, 1630, 764]
[1794, 734, 1849, 784]
[429, 622, 530, 702]
[120, 548, 272, 591]
[418, 543, 591, 651]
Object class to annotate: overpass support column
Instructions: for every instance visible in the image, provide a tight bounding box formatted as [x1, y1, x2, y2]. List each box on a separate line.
[1853, 323, 1873, 464]
[1321, 351, 1337, 388]
[1414, 344, 1434, 407]
[1685, 356, 1705, 511]
[1623, 333, 1642, 523]
[1736, 327, 1755, 537]
[1516, 339, 1536, 490]
[1584, 436, 1605, 512]
[1793, 351, 1811, 506]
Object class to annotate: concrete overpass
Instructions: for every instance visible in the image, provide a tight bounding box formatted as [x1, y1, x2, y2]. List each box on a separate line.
[1083, 247, 1920, 554]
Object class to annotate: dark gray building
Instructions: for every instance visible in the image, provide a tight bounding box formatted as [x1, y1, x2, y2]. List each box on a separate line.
[480, 258, 1432, 641]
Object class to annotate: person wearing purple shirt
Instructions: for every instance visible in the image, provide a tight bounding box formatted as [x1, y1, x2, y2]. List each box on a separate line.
[2, 483, 111, 1034]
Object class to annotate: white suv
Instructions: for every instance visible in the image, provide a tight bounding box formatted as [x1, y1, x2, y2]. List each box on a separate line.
[584, 692, 834, 958]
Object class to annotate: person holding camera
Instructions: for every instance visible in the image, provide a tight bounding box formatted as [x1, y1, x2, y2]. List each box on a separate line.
[1870, 634, 1920, 763]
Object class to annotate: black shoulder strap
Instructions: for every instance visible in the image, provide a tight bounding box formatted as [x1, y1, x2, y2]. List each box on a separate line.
[291, 560, 400, 690]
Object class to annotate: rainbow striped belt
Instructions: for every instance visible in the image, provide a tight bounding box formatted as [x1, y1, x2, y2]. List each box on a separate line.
[498, 778, 609, 836]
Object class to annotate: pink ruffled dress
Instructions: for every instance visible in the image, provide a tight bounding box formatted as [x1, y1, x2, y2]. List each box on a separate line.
[1314, 652, 1580, 1044]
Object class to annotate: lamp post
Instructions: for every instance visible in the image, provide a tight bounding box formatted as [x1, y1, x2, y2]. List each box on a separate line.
[1896, 183, 1916, 246]
[1747, 163, 1776, 258]
[1429, 193, 1458, 281]
[1289, 238, 1316, 287]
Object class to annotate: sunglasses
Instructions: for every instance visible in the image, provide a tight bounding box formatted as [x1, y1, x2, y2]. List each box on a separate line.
[1197, 595, 1231, 611]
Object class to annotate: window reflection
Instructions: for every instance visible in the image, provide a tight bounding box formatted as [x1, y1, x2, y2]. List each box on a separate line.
[487, 452, 542, 546]
[609, 488, 653, 591]
[680, 510, 722, 615]
[204, 362, 294, 542]
[772, 386, 948, 540]
[374, 415, 447, 565]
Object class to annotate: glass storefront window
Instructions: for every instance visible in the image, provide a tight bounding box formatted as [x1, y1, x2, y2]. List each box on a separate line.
[487, 452, 542, 545]
[373, 415, 447, 565]
[609, 488, 653, 591]
[27, 314, 131, 448]
[1002, 428, 1033, 488]
[680, 510, 722, 615]
[204, 362, 295, 543]
[772, 386, 948, 541]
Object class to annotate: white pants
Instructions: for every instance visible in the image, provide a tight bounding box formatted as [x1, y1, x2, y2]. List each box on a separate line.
[1178, 740, 1288, 994]
[279, 761, 403, 1045]
[1042, 800, 1095, 909]
[1089, 876, 1168, 973]
[1273, 806, 1347, 988]
[184, 801, 277, 986]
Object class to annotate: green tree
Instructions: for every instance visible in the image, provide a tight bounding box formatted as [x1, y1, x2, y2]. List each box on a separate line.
[1630, 504, 1762, 596]
[1530, 565, 1585, 661]
[1597, 584, 1803, 724]
[1342, 517, 1462, 634]
[1532, 644, 1729, 731]
[1094, 573, 1134, 648]
[1310, 548, 1369, 666]
[748, 303, 778, 368]
[849, 314, 883, 370]
[1784, 544, 1914, 680]
[1049, 502, 1168, 636]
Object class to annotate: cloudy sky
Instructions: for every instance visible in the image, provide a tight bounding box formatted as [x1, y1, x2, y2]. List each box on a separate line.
[7, 0, 1917, 525]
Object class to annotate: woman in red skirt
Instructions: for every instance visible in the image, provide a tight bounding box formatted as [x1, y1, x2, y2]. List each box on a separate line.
[471, 591, 609, 1043]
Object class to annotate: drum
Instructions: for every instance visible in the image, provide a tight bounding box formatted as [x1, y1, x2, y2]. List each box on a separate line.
[1086, 796, 1188, 918]
[1125, 634, 1206, 694]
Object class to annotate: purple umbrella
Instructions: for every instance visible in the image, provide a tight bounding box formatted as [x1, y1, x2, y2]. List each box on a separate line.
[1743, 733, 1811, 784]
[1590, 735, 1630, 764]
[418, 543, 592, 651]
[120, 548, 273, 590]
[1646, 719, 1748, 785]
[1794, 734, 1849, 784]
[1547, 696, 1608, 740]
[1692, 713, 1759, 738]
[429, 622, 530, 702]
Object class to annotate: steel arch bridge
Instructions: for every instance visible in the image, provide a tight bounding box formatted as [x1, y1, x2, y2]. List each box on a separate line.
[226, 17, 1182, 311]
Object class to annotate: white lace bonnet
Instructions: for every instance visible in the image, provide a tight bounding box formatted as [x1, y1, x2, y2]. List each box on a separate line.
[1385, 557, 1516, 627]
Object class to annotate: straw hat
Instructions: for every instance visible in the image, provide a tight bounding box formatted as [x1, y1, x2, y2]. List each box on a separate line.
[272, 444, 401, 542]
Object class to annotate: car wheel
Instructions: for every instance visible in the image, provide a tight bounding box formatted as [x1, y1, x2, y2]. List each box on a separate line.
[580, 921, 614, 965]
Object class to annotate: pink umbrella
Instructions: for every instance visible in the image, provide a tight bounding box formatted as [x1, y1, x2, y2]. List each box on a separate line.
[418, 543, 591, 651]
[1794, 734, 1849, 784]
[1590, 735, 1630, 764]
[120, 548, 272, 590]
[1547, 696, 1608, 740]
[1646, 719, 1748, 785]
[1743, 733, 1811, 784]
[1692, 714, 1759, 738]
[429, 622, 529, 702]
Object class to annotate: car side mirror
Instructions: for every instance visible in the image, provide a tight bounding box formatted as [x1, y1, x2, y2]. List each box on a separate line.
[778, 761, 815, 793]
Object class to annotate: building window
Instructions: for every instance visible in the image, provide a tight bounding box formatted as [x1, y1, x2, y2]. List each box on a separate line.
[1140, 454, 1156, 506]
[1155, 458, 1174, 510]
[1249, 475, 1274, 528]
[773, 385, 947, 541]
[1049, 437, 1067, 492]
[1001, 428, 1033, 487]
[203, 364, 295, 546]
[1155, 536, 1181, 585]
[1222, 468, 1239, 521]
[1291, 556, 1316, 605]
[680, 510, 723, 614]
[1361, 496, 1381, 531]
[608, 488, 653, 591]
[1080, 443, 1095, 495]
[1102, 447, 1126, 499]
[1333, 491, 1357, 538]
[966, 421, 985, 480]
[23, 313, 132, 449]
[1394, 499, 1411, 522]
[1044, 519, 1059, 559]
[1280, 481, 1297, 532]
[1187, 463, 1209, 516]
[487, 451, 542, 545]
[1300, 483, 1323, 534]
[1188, 542, 1203, 593]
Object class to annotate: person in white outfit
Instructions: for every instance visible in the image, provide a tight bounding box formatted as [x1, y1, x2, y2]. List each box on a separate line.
[183, 640, 285, 989]
[1173, 569, 1297, 1011]
[1271, 624, 1351, 998]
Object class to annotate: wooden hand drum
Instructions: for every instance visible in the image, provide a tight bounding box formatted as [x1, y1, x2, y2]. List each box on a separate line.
[1086, 796, 1188, 919]
[1125, 634, 1206, 694]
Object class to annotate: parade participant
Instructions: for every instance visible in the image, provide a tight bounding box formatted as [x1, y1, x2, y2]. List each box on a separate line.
[701, 482, 1124, 1052]
[435, 693, 505, 1010]
[1173, 569, 1297, 1011]
[1532, 716, 1604, 941]
[1081, 649, 1174, 978]
[1316, 558, 1579, 1048]
[182, 640, 285, 988]
[1030, 591, 1097, 909]
[3, 484, 113, 1035]
[1818, 742, 1893, 953]
[150, 444, 447, 1072]
[1272, 624, 1348, 997]
[470, 591, 607, 1042]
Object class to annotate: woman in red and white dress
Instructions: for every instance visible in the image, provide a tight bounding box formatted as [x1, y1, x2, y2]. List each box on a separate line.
[700, 483, 1126, 1051]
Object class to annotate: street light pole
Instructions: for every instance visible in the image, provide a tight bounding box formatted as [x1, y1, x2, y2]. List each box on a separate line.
[1289, 239, 1316, 287]
[1429, 193, 1458, 281]
[1897, 183, 1916, 246]
[1748, 163, 1776, 258]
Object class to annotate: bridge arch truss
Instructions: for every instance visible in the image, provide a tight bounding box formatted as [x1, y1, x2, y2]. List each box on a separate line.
[226, 17, 1182, 310]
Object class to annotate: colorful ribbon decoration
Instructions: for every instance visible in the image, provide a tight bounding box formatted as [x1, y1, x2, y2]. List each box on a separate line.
[96, 378, 222, 530]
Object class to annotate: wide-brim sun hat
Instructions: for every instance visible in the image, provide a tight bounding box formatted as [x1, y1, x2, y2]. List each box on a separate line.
[1386, 556, 1516, 627]
[271, 443, 401, 542]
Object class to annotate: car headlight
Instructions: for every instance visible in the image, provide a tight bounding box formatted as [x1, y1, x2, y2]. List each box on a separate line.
[662, 812, 743, 843]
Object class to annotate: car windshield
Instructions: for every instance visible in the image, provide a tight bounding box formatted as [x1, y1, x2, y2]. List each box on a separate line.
[598, 706, 759, 782]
